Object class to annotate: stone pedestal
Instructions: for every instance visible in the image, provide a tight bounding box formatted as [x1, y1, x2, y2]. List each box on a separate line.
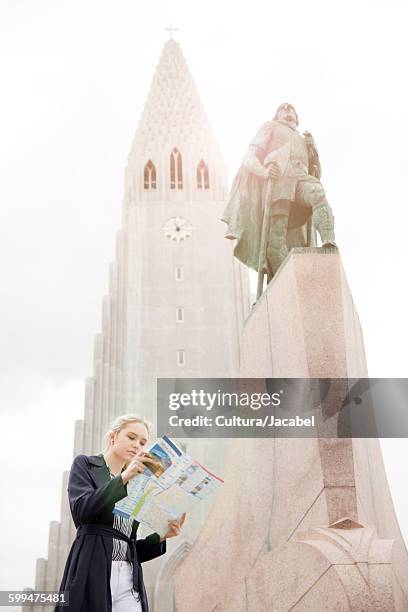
[174, 248, 408, 611]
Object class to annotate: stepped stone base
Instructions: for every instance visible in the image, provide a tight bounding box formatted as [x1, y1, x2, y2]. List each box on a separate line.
[174, 248, 408, 611]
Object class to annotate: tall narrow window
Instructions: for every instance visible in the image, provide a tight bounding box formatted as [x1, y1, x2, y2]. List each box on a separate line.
[197, 160, 210, 189]
[175, 266, 183, 281]
[170, 148, 183, 189]
[176, 307, 184, 323]
[177, 349, 185, 366]
[144, 160, 157, 190]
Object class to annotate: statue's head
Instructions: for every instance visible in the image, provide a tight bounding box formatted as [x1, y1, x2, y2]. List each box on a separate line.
[274, 103, 299, 128]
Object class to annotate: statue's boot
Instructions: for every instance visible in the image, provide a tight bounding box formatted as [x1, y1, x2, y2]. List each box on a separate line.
[267, 215, 289, 276]
[312, 204, 336, 247]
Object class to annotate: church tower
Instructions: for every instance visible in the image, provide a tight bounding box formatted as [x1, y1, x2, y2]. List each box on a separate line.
[28, 39, 250, 611]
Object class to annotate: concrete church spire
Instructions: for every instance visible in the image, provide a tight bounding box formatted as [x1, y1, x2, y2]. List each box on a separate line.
[125, 38, 227, 204]
[27, 39, 250, 612]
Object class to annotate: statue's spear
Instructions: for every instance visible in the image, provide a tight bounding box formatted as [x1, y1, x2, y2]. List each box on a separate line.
[256, 174, 274, 300]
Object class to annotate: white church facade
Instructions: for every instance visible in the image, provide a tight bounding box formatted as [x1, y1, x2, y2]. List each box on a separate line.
[28, 39, 250, 612]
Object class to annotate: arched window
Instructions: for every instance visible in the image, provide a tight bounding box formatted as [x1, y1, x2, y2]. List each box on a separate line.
[144, 160, 157, 190]
[170, 148, 183, 190]
[197, 160, 210, 189]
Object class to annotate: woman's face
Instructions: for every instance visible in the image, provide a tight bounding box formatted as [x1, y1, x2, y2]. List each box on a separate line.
[111, 421, 149, 462]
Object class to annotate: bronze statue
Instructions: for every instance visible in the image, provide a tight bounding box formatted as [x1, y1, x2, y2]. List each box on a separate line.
[222, 103, 336, 299]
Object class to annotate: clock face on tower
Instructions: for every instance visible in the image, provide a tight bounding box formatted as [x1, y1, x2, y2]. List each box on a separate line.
[163, 216, 192, 242]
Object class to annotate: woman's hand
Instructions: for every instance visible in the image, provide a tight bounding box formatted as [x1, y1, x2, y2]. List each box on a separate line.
[121, 454, 156, 485]
[160, 513, 186, 542]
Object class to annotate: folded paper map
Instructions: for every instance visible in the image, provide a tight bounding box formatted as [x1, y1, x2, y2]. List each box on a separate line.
[113, 435, 223, 536]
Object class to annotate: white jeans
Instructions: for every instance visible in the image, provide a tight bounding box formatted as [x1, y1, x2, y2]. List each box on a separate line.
[110, 560, 143, 612]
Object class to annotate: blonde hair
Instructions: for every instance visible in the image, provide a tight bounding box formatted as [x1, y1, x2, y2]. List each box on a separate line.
[102, 414, 152, 453]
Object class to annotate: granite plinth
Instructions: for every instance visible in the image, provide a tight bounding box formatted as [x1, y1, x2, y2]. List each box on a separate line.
[174, 249, 408, 611]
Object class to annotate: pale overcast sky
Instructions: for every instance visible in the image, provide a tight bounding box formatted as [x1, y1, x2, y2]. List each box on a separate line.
[0, 0, 407, 598]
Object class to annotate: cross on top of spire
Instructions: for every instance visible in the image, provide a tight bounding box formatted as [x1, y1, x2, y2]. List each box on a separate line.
[164, 25, 178, 39]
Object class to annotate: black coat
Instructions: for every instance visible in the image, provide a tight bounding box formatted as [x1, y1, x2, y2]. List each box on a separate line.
[55, 453, 166, 612]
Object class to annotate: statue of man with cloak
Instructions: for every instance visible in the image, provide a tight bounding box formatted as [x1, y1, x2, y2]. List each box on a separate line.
[221, 103, 336, 299]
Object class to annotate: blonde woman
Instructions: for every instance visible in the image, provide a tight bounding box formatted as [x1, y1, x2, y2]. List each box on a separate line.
[56, 415, 185, 612]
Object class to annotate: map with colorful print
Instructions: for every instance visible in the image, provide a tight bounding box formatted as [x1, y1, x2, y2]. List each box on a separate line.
[113, 436, 223, 536]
